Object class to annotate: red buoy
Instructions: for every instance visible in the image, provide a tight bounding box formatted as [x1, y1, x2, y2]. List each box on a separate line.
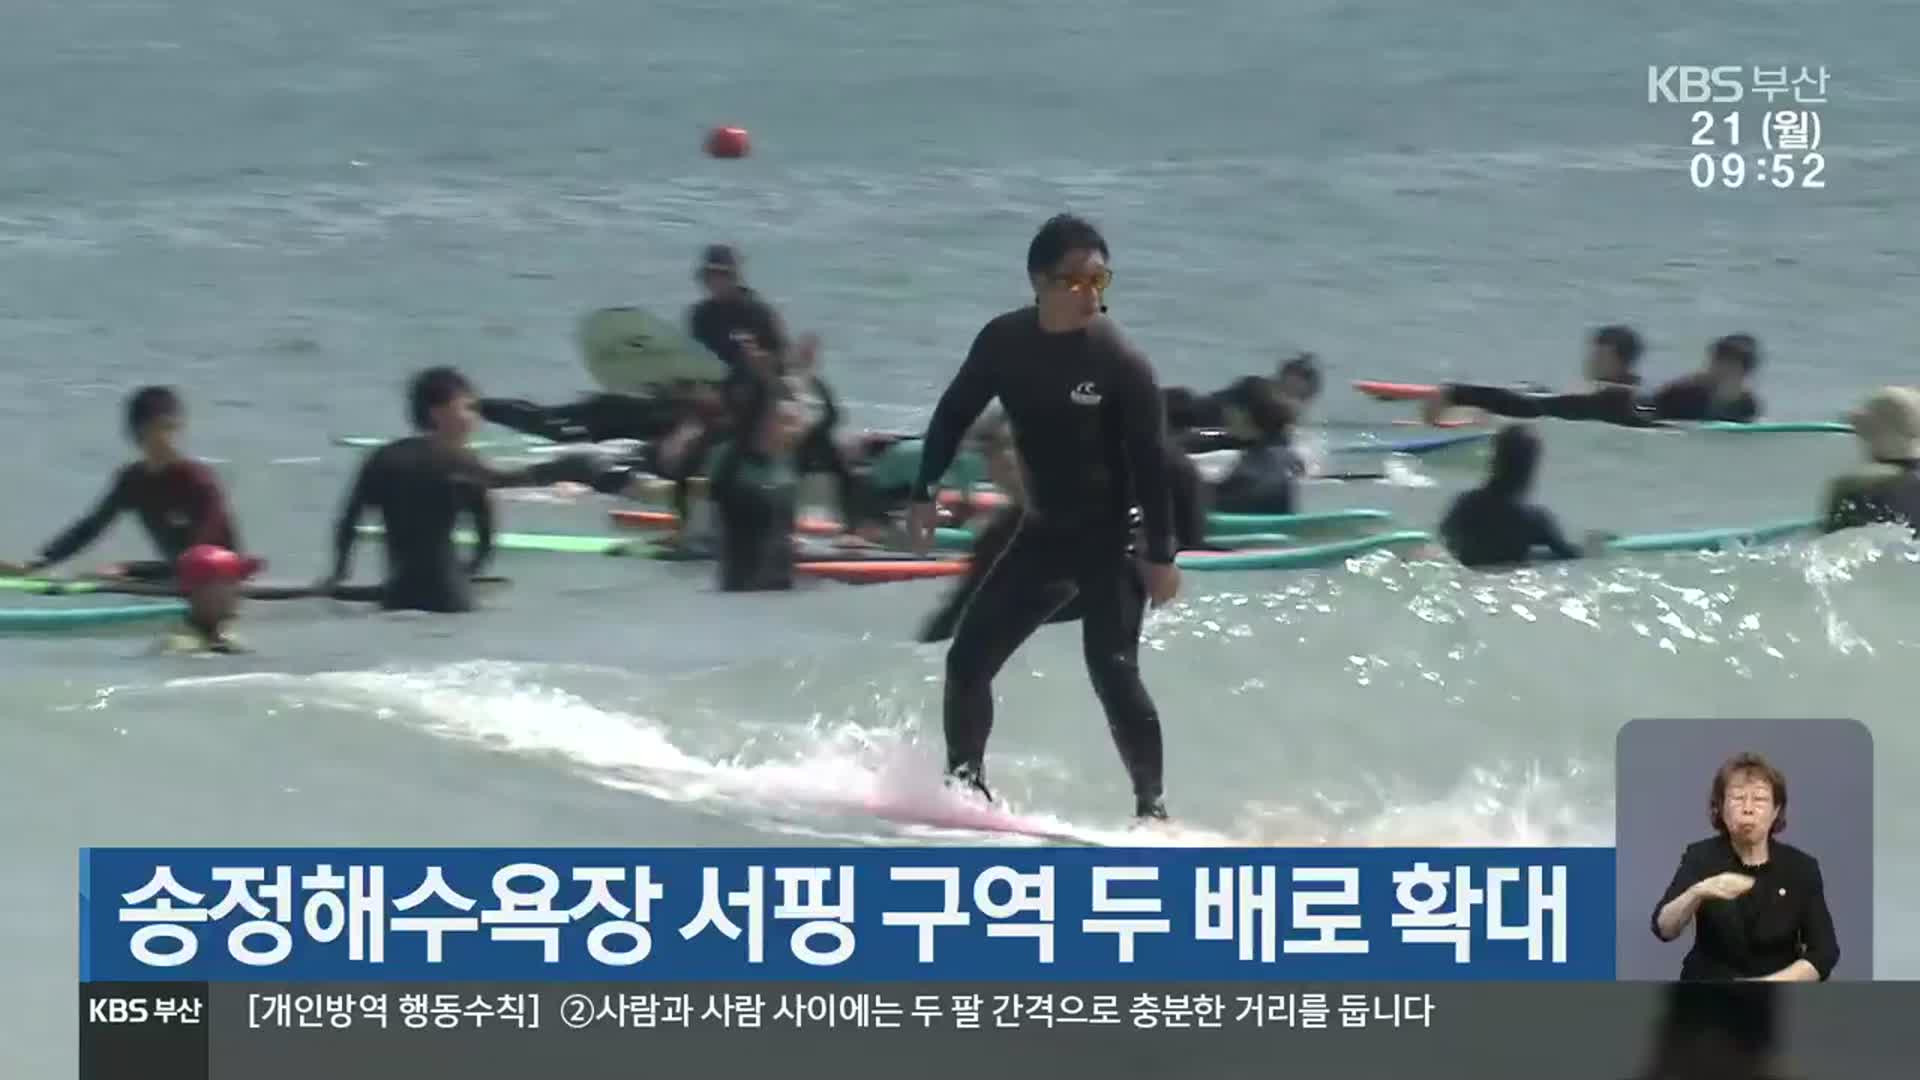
[705, 126, 750, 159]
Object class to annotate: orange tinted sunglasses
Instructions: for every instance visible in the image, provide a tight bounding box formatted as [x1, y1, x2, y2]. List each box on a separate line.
[1051, 267, 1113, 293]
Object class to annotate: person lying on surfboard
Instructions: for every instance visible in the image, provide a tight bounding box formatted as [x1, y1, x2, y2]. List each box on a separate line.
[1207, 380, 1308, 516]
[1162, 352, 1322, 448]
[1422, 325, 1658, 428]
[2, 386, 253, 586]
[1438, 423, 1611, 569]
[1820, 386, 1920, 537]
[1422, 327, 1763, 428]
[1643, 333, 1764, 423]
[153, 544, 262, 655]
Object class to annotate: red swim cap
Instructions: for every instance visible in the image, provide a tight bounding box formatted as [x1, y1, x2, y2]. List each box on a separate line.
[175, 545, 264, 590]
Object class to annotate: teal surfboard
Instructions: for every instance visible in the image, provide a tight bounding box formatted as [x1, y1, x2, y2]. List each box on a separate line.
[357, 525, 639, 556]
[1692, 420, 1851, 434]
[0, 600, 186, 631]
[1606, 517, 1821, 553]
[1176, 530, 1432, 572]
[1203, 508, 1394, 537]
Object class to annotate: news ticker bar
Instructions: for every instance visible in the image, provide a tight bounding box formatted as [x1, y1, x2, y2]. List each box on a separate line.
[82, 980, 1919, 1080]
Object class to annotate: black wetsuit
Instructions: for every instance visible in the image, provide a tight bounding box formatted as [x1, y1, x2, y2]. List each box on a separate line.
[1445, 380, 1658, 427]
[1438, 487, 1582, 568]
[1822, 462, 1920, 535]
[477, 393, 682, 444]
[912, 308, 1175, 817]
[1210, 444, 1302, 515]
[329, 436, 521, 613]
[711, 439, 799, 591]
[1647, 374, 1762, 423]
[35, 459, 243, 581]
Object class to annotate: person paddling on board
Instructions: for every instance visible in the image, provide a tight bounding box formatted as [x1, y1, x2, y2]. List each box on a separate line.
[323, 367, 547, 614]
[1163, 352, 1322, 448]
[905, 213, 1181, 822]
[1423, 325, 1657, 428]
[155, 544, 262, 655]
[1819, 386, 1920, 536]
[1438, 423, 1608, 569]
[3, 387, 248, 584]
[1645, 333, 1764, 423]
[1207, 381, 1308, 515]
[712, 378, 811, 591]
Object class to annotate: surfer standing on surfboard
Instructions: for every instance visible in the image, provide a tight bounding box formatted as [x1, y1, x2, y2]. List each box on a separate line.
[906, 213, 1181, 822]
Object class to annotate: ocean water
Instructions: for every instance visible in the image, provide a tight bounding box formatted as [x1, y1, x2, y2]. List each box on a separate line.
[4, 0, 1919, 1069]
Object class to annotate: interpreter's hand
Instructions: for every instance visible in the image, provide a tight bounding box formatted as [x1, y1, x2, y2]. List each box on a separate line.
[1143, 560, 1181, 608]
[906, 500, 939, 556]
[1690, 871, 1757, 902]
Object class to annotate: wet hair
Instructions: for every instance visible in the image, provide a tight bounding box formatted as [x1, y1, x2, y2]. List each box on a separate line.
[1710, 333, 1760, 374]
[1235, 377, 1298, 442]
[1592, 324, 1645, 370]
[124, 385, 183, 441]
[1485, 423, 1543, 497]
[1026, 213, 1109, 277]
[407, 366, 475, 431]
[1709, 751, 1788, 836]
[1278, 353, 1323, 398]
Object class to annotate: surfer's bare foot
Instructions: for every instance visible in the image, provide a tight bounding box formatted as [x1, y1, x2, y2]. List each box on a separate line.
[945, 764, 993, 804]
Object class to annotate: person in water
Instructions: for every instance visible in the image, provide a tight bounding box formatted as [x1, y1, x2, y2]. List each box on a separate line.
[1820, 385, 1920, 535]
[324, 366, 546, 613]
[711, 379, 811, 592]
[1208, 379, 1307, 515]
[905, 212, 1181, 821]
[156, 544, 263, 655]
[1438, 423, 1602, 568]
[5, 386, 247, 583]
[1645, 333, 1764, 423]
[920, 414, 1205, 643]
[1162, 351, 1321, 445]
[782, 333, 875, 534]
[1425, 324, 1656, 427]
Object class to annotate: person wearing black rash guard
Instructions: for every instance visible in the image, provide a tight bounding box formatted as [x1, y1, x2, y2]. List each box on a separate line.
[1163, 352, 1321, 451]
[5, 386, 247, 583]
[1430, 325, 1656, 427]
[921, 417, 1206, 639]
[1210, 383, 1306, 515]
[1820, 386, 1920, 536]
[1438, 423, 1592, 569]
[711, 380, 809, 591]
[1646, 334, 1764, 422]
[324, 367, 548, 613]
[904, 213, 1181, 821]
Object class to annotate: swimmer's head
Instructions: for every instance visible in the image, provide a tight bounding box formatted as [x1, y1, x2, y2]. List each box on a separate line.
[1486, 423, 1543, 496]
[1587, 325, 1644, 384]
[409, 366, 479, 441]
[125, 385, 185, 461]
[1276, 352, 1322, 406]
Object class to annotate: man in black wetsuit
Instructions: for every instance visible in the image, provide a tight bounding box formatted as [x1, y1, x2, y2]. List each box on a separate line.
[323, 367, 543, 613]
[904, 213, 1181, 821]
[1644, 333, 1764, 422]
[1437, 423, 1596, 568]
[1429, 325, 1657, 427]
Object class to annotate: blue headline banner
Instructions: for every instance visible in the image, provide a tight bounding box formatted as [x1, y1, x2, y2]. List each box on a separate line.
[81, 847, 1615, 981]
